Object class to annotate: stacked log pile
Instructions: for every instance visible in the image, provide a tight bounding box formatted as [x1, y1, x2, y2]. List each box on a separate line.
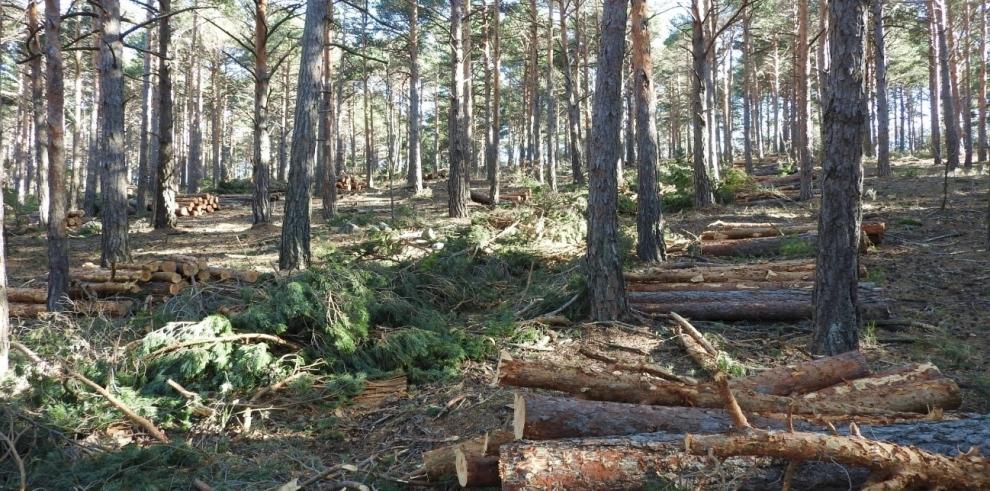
[335, 174, 367, 193]
[692, 220, 886, 257]
[623, 259, 889, 321]
[175, 193, 221, 217]
[424, 170, 448, 181]
[7, 257, 261, 318]
[66, 209, 86, 229]
[470, 188, 533, 206]
[422, 343, 988, 489]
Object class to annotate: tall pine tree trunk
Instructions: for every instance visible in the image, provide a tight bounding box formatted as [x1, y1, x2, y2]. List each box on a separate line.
[559, 0, 584, 184]
[28, 0, 49, 226]
[587, 0, 629, 321]
[742, 9, 754, 174]
[979, 2, 988, 163]
[931, 0, 960, 170]
[136, 12, 153, 208]
[320, 14, 337, 219]
[812, 0, 866, 355]
[154, 0, 178, 229]
[279, 0, 328, 270]
[486, 0, 502, 203]
[99, 0, 130, 266]
[546, 0, 558, 192]
[690, 0, 715, 206]
[252, 0, 273, 225]
[44, 0, 69, 311]
[186, 5, 203, 193]
[872, 0, 891, 176]
[631, 0, 665, 264]
[796, 0, 813, 199]
[961, 3, 973, 168]
[407, 0, 423, 193]
[926, 0, 943, 167]
[448, 0, 469, 218]
[69, 19, 84, 209]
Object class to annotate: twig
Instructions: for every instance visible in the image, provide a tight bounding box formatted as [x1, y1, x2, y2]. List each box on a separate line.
[142, 334, 301, 360]
[12, 341, 170, 443]
[0, 429, 25, 491]
[716, 374, 750, 429]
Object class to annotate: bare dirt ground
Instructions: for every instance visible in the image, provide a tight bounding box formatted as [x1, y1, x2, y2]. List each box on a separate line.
[4, 158, 988, 489]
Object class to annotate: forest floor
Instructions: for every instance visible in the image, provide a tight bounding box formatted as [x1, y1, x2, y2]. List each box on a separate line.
[1, 157, 988, 490]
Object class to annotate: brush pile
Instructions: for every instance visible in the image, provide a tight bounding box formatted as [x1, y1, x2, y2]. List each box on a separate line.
[421, 319, 989, 489]
[7, 256, 260, 318]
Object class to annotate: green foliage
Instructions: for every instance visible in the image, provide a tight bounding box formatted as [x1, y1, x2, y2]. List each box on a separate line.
[779, 236, 816, 257]
[34, 444, 200, 490]
[659, 161, 695, 212]
[716, 168, 752, 203]
[138, 316, 292, 396]
[865, 267, 887, 284]
[210, 178, 253, 194]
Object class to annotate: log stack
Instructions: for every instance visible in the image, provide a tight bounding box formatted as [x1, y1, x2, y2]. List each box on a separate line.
[683, 221, 885, 258]
[335, 174, 367, 193]
[422, 346, 986, 489]
[175, 193, 221, 217]
[66, 209, 86, 228]
[623, 259, 889, 321]
[8, 258, 262, 318]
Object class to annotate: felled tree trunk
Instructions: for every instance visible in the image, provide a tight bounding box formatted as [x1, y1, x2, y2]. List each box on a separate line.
[803, 363, 961, 412]
[735, 349, 869, 395]
[455, 449, 500, 487]
[498, 356, 917, 416]
[422, 429, 513, 481]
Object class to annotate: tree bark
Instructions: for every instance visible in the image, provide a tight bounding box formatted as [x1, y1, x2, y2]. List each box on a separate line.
[69, 18, 85, 209]
[448, 0, 469, 218]
[631, 0, 665, 263]
[546, 0, 558, 192]
[926, 0, 943, 167]
[136, 11, 154, 209]
[872, 0, 891, 177]
[43, 0, 69, 311]
[28, 0, 49, 226]
[0, 0, 7, 378]
[559, 0, 583, 185]
[691, 0, 715, 206]
[320, 13, 337, 219]
[98, 0, 130, 267]
[795, 0, 814, 199]
[278, 0, 328, 270]
[812, 0, 866, 355]
[154, 0, 178, 230]
[406, 0, 422, 193]
[961, 2, 974, 168]
[932, 0, 960, 170]
[979, 1, 988, 163]
[586, 0, 629, 321]
[252, 0, 273, 225]
[486, 0, 502, 205]
[186, 5, 203, 193]
[742, 9, 754, 175]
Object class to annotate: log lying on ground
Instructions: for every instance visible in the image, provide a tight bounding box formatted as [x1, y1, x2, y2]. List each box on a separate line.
[501, 417, 990, 491]
[423, 429, 514, 481]
[697, 231, 878, 257]
[455, 449, 500, 487]
[625, 263, 816, 283]
[350, 375, 408, 409]
[74, 282, 141, 296]
[629, 287, 890, 321]
[141, 281, 189, 296]
[8, 299, 134, 317]
[69, 269, 152, 283]
[497, 356, 918, 416]
[701, 221, 885, 243]
[7, 288, 48, 303]
[735, 350, 870, 395]
[627, 280, 814, 292]
[149, 272, 184, 284]
[802, 363, 961, 412]
[469, 190, 529, 205]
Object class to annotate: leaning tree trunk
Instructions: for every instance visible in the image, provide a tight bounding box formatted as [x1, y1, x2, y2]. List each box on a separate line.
[631, 0, 665, 264]
[690, 0, 715, 207]
[872, 0, 891, 177]
[812, 0, 866, 355]
[406, 0, 423, 193]
[98, 0, 130, 266]
[278, 0, 328, 270]
[153, 0, 178, 230]
[252, 0, 273, 226]
[559, 0, 584, 185]
[28, 0, 49, 226]
[448, 0, 469, 218]
[586, 0, 629, 321]
[44, 0, 69, 311]
[796, 0, 813, 199]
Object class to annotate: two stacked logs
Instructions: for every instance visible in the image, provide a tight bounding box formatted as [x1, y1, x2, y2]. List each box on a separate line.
[624, 259, 890, 321]
[7, 257, 260, 318]
[175, 193, 221, 217]
[427, 351, 984, 489]
[687, 221, 886, 257]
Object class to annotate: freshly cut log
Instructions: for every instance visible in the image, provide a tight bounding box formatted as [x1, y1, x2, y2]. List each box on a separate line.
[67, 209, 86, 218]
[632, 298, 890, 321]
[454, 448, 499, 487]
[74, 282, 141, 296]
[685, 426, 990, 490]
[735, 350, 870, 395]
[482, 429, 515, 455]
[502, 417, 990, 490]
[232, 269, 260, 283]
[206, 267, 233, 281]
[628, 287, 884, 305]
[8, 303, 50, 317]
[803, 363, 961, 412]
[142, 281, 189, 296]
[513, 393, 812, 440]
[497, 356, 907, 416]
[625, 267, 815, 283]
[69, 269, 152, 283]
[699, 233, 817, 257]
[149, 272, 183, 284]
[158, 261, 178, 273]
[626, 280, 814, 292]
[81, 260, 159, 272]
[422, 434, 486, 481]
[350, 375, 408, 409]
[469, 190, 527, 205]
[195, 270, 211, 283]
[701, 221, 885, 243]
[167, 255, 209, 271]
[7, 288, 48, 303]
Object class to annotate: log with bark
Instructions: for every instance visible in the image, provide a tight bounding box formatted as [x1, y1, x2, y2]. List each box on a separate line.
[149, 272, 184, 284]
[497, 355, 921, 416]
[454, 449, 500, 487]
[625, 263, 817, 283]
[69, 269, 152, 283]
[8, 299, 134, 317]
[629, 287, 890, 321]
[500, 417, 990, 490]
[141, 281, 189, 296]
[421, 429, 514, 483]
[802, 363, 961, 412]
[701, 221, 885, 243]
[696, 231, 878, 257]
[627, 280, 814, 292]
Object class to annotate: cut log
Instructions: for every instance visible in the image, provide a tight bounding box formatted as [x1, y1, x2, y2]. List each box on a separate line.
[231, 269, 260, 283]
[149, 272, 183, 284]
[632, 298, 890, 321]
[141, 281, 189, 296]
[350, 375, 407, 409]
[501, 417, 990, 490]
[70, 269, 152, 283]
[627, 280, 814, 292]
[158, 260, 178, 273]
[74, 282, 141, 296]
[700, 221, 885, 244]
[7, 288, 48, 303]
[625, 268, 815, 284]
[8, 303, 50, 317]
[803, 363, 961, 412]
[513, 393, 811, 440]
[497, 355, 908, 416]
[454, 448, 499, 487]
[422, 434, 486, 481]
[8, 300, 134, 317]
[735, 350, 870, 395]
[205, 267, 233, 281]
